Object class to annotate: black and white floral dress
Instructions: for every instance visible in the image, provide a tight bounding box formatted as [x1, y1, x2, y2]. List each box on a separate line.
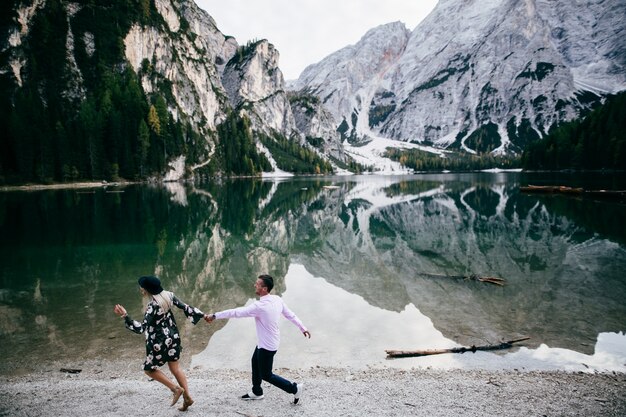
[123, 295, 205, 371]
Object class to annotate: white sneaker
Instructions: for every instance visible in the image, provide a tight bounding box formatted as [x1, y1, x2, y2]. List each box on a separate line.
[241, 392, 264, 400]
[294, 383, 303, 404]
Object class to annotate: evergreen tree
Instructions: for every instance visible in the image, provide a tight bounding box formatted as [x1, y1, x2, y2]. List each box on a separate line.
[216, 112, 271, 175]
[137, 119, 150, 177]
[522, 92, 626, 170]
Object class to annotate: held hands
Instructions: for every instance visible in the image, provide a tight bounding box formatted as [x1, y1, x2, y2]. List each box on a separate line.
[113, 304, 127, 317]
[201, 312, 309, 341]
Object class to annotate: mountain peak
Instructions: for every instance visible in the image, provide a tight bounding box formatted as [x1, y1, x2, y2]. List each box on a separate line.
[294, 0, 626, 159]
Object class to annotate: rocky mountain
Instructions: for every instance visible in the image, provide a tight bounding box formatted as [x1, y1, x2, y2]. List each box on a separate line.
[2, 0, 624, 183]
[0, 0, 344, 184]
[123, 0, 235, 135]
[292, 0, 626, 157]
[289, 91, 345, 162]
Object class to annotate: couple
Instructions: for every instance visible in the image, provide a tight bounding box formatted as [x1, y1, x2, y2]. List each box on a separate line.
[113, 274, 311, 412]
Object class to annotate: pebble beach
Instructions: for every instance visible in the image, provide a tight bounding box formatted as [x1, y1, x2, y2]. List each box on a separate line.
[1, 359, 625, 416]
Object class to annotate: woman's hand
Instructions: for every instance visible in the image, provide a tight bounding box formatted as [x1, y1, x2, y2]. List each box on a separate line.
[113, 304, 127, 317]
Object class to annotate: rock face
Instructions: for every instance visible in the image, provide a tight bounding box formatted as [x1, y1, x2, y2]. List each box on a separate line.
[122, 0, 306, 171]
[222, 40, 297, 136]
[128, 0, 347, 174]
[293, 22, 411, 143]
[123, 22, 230, 132]
[4, 0, 46, 87]
[292, 0, 626, 154]
[289, 92, 346, 162]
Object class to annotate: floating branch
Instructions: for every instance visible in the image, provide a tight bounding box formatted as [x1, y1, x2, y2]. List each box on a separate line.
[520, 185, 626, 201]
[422, 273, 506, 286]
[520, 185, 584, 194]
[385, 337, 530, 358]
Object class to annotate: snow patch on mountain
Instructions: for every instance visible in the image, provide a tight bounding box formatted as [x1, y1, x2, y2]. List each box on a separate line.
[345, 135, 446, 173]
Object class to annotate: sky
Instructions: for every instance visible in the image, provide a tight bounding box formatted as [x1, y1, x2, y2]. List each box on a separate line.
[195, 0, 438, 80]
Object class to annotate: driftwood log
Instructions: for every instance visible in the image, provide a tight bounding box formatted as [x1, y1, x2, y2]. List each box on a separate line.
[422, 273, 506, 286]
[386, 337, 530, 358]
[520, 185, 584, 194]
[520, 185, 626, 201]
[59, 368, 82, 374]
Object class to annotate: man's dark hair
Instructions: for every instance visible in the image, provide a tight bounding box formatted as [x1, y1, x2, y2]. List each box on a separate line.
[258, 274, 274, 292]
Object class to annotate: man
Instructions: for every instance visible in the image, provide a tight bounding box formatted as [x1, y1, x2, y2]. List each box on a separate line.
[206, 274, 311, 404]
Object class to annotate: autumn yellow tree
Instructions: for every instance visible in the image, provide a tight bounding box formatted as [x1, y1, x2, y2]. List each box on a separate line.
[141, 0, 150, 20]
[148, 105, 160, 136]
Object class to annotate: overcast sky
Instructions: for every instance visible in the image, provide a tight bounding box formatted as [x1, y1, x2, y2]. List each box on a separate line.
[195, 0, 438, 80]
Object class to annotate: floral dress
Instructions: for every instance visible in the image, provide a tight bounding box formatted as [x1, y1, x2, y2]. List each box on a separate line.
[123, 295, 205, 371]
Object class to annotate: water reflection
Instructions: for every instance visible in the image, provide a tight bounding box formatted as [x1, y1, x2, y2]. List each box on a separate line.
[193, 264, 456, 370]
[1, 173, 625, 375]
[192, 264, 626, 372]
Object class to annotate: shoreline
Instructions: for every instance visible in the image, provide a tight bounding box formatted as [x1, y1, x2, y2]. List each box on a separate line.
[0, 181, 132, 192]
[3, 169, 625, 193]
[1, 360, 625, 416]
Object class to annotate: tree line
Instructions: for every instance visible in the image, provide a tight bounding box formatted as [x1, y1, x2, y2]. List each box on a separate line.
[213, 112, 272, 176]
[385, 148, 520, 172]
[521, 91, 626, 170]
[259, 133, 333, 175]
[0, 0, 193, 184]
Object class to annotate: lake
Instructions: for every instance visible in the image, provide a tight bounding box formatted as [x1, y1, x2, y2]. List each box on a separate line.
[1, 172, 625, 375]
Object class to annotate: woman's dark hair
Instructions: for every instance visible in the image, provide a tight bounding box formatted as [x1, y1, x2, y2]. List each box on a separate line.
[258, 274, 274, 292]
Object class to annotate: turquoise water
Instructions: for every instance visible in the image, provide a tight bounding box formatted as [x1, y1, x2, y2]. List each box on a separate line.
[1, 173, 625, 374]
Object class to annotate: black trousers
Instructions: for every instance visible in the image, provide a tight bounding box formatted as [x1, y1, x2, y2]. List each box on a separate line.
[251, 347, 297, 395]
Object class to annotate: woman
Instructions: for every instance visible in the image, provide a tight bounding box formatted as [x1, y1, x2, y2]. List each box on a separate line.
[113, 275, 204, 411]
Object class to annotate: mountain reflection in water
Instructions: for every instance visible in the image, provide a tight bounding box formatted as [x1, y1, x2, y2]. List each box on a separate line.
[0, 173, 625, 374]
[193, 264, 626, 372]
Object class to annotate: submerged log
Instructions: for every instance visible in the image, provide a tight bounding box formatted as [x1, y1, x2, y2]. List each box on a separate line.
[520, 185, 584, 194]
[386, 337, 530, 358]
[422, 273, 506, 286]
[520, 185, 626, 201]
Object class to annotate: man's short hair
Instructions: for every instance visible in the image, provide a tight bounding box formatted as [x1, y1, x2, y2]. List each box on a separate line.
[258, 274, 274, 292]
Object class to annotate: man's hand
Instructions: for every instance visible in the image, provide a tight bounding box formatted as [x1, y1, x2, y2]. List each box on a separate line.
[204, 313, 216, 323]
[303, 330, 311, 339]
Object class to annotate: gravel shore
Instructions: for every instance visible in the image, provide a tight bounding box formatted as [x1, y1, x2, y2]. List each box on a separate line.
[1, 360, 625, 417]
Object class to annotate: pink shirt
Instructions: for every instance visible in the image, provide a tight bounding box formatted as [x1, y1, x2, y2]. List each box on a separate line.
[215, 294, 307, 351]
